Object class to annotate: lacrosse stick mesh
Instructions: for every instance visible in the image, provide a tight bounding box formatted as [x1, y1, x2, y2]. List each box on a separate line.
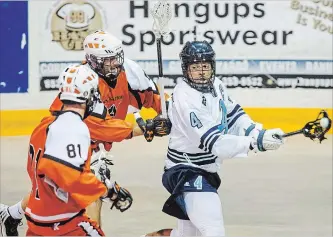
[302, 110, 331, 142]
[150, 0, 172, 38]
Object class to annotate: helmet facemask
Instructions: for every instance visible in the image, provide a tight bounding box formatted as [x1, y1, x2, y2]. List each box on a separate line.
[86, 51, 124, 87]
[185, 61, 215, 92]
[182, 60, 216, 94]
[180, 41, 216, 94]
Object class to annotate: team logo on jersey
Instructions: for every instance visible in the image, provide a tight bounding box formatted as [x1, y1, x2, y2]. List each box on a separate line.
[48, 0, 106, 50]
[108, 104, 117, 117]
[202, 96, 206, 106]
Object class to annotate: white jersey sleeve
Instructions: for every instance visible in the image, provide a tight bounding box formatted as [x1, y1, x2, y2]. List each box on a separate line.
[221, 83, 262, 136]
[171, 85, 253, 160]
[44, 112, 90, 171]
[123, 58, 158, 92]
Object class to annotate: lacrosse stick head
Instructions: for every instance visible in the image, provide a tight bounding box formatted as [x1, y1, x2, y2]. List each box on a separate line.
[302, 110, 331, 143]
[150, 0, 172, 38]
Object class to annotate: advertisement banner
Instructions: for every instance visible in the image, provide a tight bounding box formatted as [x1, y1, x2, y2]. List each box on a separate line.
[0, 1, 28, 93]
[39, 60, 333, 91]
[32, 0, 332, 91]
[34, 0, 333, 58]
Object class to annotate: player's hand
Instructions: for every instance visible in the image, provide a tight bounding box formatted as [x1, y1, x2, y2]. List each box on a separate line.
[90, 157, 113, 182]
[90, 143, 114, 181]
[134, 112, 171, 142]
[250, 128, 285, 152]
[144, 119, 155, 142]
[105, 182, 133, 212]
[152, 114, 172, 137]
[91, 140, 113, 152]
[134, 112, 154, 142]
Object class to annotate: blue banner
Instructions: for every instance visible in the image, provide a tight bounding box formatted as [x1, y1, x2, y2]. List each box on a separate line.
[0, 1, 28, 93]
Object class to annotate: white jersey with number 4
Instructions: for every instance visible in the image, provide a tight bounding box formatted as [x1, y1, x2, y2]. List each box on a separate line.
[166, 78, 258, 173]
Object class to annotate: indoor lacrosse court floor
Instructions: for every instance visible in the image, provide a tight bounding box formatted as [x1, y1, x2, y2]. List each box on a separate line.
[1, 135, 332, 236]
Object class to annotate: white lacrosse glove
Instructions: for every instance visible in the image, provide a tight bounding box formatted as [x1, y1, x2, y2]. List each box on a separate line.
[90, 144, 113, 182]
[250, 128, 285, 152]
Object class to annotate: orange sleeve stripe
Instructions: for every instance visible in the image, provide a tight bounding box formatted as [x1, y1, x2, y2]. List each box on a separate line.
[38, 157, 83, 193]
[38, 157, 107, 207]
[84, 116, 133, 142]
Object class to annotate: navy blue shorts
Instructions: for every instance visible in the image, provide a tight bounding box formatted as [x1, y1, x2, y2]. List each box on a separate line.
[162, 165, 221, 220]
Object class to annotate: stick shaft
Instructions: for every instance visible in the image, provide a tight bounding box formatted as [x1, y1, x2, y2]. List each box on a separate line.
[282, 129, 303, 138]
[157, 38, 163, 77]
[156, 37, 167, 118]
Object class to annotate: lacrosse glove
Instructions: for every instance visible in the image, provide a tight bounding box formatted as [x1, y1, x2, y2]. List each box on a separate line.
[135, 114, 172, 142]
[250, 128, 285, 152]
[102, 182, 133, 212]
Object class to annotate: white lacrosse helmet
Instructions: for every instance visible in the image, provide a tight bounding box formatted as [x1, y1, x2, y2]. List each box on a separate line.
[59, 64, 98, 103]
[58, 64, 100, 119]
[84, 30, 123, 57]
[83, 30, 124, 84]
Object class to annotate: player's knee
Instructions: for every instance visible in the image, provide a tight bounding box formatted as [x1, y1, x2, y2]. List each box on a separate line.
[170, 228, 179, 237]
[198, 222, 225, 236]
[192, 216, 225, 236]
[185, 192, 225, 236]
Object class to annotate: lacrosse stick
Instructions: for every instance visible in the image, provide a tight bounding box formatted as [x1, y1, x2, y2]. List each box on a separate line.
[150, 0, 172, 118]
[275, 110, 331, 143]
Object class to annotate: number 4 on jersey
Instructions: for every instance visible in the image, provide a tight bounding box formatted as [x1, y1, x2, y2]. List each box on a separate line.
[190, 112, 203, 129]
[194, 175, 203, 190]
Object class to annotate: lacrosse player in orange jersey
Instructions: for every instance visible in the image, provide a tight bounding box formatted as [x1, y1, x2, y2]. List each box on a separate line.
[0, 30, 171, 236]
[22, 64, 134, 236]
[50, 30, 170, 148]
[48, 29, 171, 224]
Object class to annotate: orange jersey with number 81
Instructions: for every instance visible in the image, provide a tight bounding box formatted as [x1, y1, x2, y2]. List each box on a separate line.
[25, 111, 107, 233]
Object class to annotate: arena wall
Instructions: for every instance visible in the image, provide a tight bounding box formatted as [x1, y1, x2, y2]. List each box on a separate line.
[1, 0, 332, 136]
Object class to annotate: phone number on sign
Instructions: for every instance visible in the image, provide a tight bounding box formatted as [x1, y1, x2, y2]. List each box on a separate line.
[219, 75, 263, 87]
[42, 78, 60, 90]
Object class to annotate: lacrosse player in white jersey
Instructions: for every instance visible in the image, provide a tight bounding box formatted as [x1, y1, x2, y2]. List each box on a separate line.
[144, 40, 285, 236]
